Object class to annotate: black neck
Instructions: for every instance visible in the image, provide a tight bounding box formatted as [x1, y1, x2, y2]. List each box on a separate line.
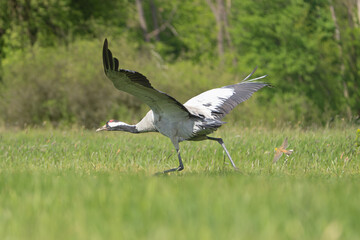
[111, 124, 139, 133]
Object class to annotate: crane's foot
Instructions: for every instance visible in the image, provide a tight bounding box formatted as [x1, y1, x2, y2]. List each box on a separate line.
[154, 164, 184, 175]
[232, 166, 240, 171]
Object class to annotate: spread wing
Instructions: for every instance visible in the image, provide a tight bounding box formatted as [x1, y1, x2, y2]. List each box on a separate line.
[103, 39, 192, 119]
[184, 67, 270, 119]
[280, 138, 289, 149]
[273, 150, 283, 163]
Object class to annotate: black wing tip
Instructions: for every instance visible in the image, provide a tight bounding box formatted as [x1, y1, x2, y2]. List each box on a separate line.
[262, 80, 274, 88]
[267, 83, 275, 88]
[103, 38, 109, 72]
[114, 57, 119, 71]
[103, 38, 108, 55]
[254, 81, 274, 89]
[103, 38, 119, 72]
[107, 49, 113, 70]
[257, 74, 273, 88]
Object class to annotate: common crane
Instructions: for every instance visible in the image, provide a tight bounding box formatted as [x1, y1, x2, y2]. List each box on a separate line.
[97, 39, 270, 174]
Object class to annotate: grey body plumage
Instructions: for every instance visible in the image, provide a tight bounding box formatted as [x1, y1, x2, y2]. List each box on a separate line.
[97, 39, 270, 174]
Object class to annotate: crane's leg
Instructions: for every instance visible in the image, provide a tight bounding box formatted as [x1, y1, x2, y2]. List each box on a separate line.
[156, 139, 184, 175]
[207, 137, 238, 170]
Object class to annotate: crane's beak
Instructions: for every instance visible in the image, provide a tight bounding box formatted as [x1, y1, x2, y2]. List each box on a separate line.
[96, 124, 108, 132]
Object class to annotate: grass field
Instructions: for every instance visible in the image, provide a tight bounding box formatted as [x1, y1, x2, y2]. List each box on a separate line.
[0, 126, 359, 240]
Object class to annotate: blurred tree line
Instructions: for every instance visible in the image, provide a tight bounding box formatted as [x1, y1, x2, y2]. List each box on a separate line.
[0, 0, 359, 128]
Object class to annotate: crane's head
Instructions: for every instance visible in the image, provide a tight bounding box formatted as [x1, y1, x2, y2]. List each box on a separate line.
[96, 120, 127, 132]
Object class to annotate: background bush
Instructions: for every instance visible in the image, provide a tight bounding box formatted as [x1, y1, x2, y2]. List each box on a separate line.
[0, 0, 359, 128]
[0, 38, 329, 128]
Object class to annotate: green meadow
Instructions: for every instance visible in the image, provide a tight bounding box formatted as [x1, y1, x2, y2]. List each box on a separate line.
[0, 126, 359, 240]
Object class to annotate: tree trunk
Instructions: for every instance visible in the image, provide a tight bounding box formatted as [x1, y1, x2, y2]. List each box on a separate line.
[206, 0, 225, 62]
[345, 0, 359, 115]
[206, 0, 236, 65]
[357, 0, 360, 26]
[149, 0, 159, 41]
[222, 0, 237, 65]
[216, 0, 225, 59]
[329, 1, 351, 119]
[135, 0, 149, 42]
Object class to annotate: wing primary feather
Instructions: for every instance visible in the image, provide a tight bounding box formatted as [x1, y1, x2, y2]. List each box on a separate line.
[243, 66, 258, 81]
[107, 49, 113, 70]
[119, 69, 153, 88]
[245, 75, 268, 82]
[102, 39, 109, 72]
[114, 57, 119, 71]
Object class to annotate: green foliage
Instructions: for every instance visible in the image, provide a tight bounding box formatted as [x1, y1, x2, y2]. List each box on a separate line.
[0, 0, 359, 128]
[229, 0, 345, 115]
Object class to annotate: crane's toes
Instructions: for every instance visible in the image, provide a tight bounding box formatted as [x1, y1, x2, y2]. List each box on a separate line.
[154, 165, 184, 176]
[153, 170, 172, 176]
[226, 162, 239, 171]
